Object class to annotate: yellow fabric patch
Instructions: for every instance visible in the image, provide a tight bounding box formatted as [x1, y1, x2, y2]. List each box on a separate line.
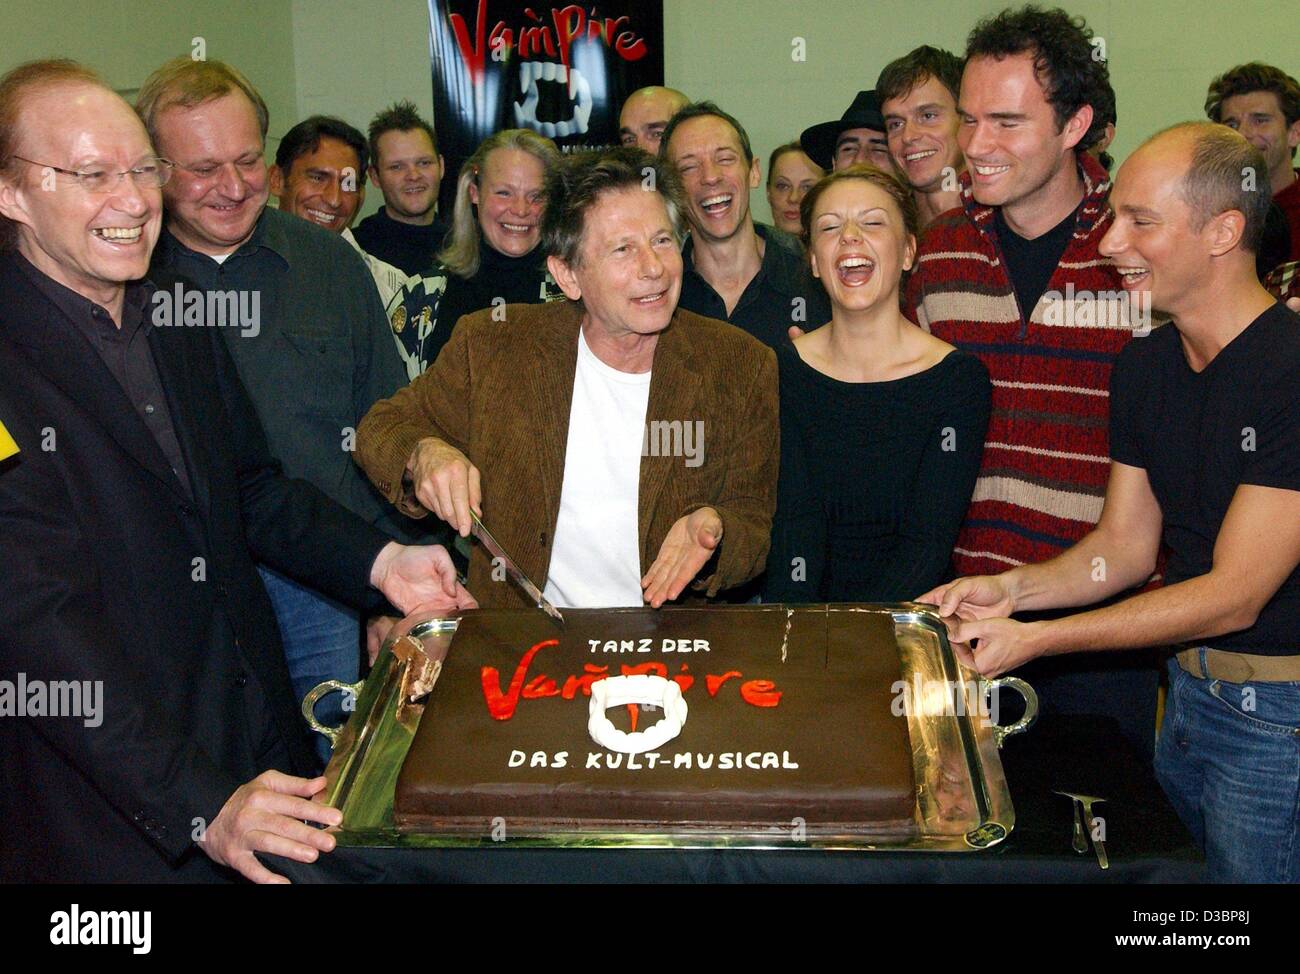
[0, 419, 19, 461]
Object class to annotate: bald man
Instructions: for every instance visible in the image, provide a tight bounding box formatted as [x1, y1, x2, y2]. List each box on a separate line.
[618, 86, 688, 154]
[920, 123, 1300, 883]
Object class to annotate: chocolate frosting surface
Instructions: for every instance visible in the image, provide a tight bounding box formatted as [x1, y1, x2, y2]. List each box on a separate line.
[395, 606, 916, 834]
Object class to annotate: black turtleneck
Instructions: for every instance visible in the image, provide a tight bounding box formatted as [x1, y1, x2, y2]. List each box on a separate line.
[426, 238, 555, 364]
[352, 207, 447, 276]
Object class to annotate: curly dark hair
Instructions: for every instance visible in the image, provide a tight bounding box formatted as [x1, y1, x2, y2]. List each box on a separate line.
[965, 5, 1112, 152]
[542, 146, 686, 268]
[877, 45, 965, 106]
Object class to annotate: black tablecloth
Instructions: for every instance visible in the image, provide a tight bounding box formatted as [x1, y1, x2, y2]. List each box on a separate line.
[264, 715, 1205, 883]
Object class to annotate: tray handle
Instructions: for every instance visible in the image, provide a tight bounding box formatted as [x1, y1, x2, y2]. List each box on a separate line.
[301, 679, 364, 747]
[986, 676, 1038, 748]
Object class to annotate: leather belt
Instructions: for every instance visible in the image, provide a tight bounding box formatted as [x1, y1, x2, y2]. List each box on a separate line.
[1176, 646, 1300, 683]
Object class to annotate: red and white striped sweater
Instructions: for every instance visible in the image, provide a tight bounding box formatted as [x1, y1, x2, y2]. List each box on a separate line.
[908, 152, 1142, 576]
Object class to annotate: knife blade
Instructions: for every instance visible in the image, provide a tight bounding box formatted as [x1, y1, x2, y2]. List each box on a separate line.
[470, 512, 564, 625]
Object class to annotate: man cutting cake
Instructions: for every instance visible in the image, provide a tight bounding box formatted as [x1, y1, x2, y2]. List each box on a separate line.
[356, 147, 779, 610]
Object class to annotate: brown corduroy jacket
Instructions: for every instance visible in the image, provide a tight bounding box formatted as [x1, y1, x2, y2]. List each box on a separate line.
[355, 299, 779, 608]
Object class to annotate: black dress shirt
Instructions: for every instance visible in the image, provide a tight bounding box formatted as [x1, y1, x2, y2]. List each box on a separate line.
[14, 253, 192, 498]
[678, 223, 832, 348]
[150, 207, 405, 528]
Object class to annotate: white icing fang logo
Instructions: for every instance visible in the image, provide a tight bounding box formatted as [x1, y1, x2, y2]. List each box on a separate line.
[514, 61, 593, 138]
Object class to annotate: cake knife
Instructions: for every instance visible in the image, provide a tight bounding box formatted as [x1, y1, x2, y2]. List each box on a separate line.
[470, 512, 565, 625]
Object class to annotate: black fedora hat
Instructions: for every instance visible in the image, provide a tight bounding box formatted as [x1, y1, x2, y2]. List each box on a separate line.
[800, 90, 886, 170]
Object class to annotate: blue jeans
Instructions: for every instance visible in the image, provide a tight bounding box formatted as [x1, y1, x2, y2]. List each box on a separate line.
[1155, 651, 1300, 883]
[258, 566, 360, 770]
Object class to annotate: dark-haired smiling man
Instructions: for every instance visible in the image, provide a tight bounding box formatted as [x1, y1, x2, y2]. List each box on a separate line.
[908, 6, 1157, 757]
[353, 100, 447, 276]
[270, 114, 368, 235]
[356, 147, 778, 611]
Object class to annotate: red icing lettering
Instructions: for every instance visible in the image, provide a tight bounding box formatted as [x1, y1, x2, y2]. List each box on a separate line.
[673, 663, 694, 694]
[740, 679, 782, 708]
[560, 663, 608, 699]
[621, 662, 668, 678]
[480, 639, 558, 719]
[706, 670, 743, 697]
[522, 674, 560, 699]
[485, 647, 781, 716]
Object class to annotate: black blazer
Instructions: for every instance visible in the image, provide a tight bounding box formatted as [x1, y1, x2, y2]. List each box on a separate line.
[0, 253, 390, 882]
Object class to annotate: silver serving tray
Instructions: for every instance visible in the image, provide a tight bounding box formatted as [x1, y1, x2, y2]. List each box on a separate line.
[304, 604, 1035, 851]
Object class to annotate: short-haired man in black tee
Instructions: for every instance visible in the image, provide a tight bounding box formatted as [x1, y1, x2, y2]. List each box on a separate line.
[353, 100, 447, 276]
[920, 122, 1300, 882]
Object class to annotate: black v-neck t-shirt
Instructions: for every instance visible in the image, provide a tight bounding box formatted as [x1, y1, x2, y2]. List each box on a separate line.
[1108, 303, 1300, 654]
[994, 203, 1079, 321]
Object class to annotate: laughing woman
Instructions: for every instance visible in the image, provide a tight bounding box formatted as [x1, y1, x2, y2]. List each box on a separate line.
[764, 166, 990, 604]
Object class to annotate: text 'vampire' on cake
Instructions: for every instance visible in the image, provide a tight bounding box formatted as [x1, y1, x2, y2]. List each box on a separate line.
[482, 638, 784, 721]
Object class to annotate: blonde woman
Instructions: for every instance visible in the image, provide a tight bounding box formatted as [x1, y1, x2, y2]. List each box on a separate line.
[422, 128, 561, 364]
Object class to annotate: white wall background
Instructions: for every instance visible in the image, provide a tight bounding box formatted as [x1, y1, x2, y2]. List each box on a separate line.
[2, 0, 298, 145]
[5, 0, 1297, 225]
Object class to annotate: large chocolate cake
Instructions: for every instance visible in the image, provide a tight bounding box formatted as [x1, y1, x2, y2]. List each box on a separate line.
[394, 606, 917, 835]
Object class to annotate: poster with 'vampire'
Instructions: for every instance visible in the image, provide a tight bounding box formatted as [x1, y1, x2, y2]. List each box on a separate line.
[428, 0, 665, 210]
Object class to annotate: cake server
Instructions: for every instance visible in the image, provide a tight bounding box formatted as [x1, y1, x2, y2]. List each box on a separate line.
[470, 512, 565, 625]
[1053, 791, 1089, 854]
[1075, 794, 1109, 870]
[1056, 790, 1108, 869]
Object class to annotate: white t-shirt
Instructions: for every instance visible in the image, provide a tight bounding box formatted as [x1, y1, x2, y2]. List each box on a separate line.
[542, 328, 651, 608]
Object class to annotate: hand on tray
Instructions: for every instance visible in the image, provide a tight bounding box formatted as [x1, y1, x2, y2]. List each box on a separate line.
[642, 507, 723, 608]
[199, 770, 342, 884]
[944, 616, 1046, 678]
[917, 574, 1016, 621]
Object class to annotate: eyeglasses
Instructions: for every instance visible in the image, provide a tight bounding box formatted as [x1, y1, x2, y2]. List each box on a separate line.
[10, 156, 174, 193]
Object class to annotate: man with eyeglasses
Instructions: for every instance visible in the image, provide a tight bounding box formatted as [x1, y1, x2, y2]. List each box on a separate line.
[137, 57, 413, 768]
[0, 60, 473, 882]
